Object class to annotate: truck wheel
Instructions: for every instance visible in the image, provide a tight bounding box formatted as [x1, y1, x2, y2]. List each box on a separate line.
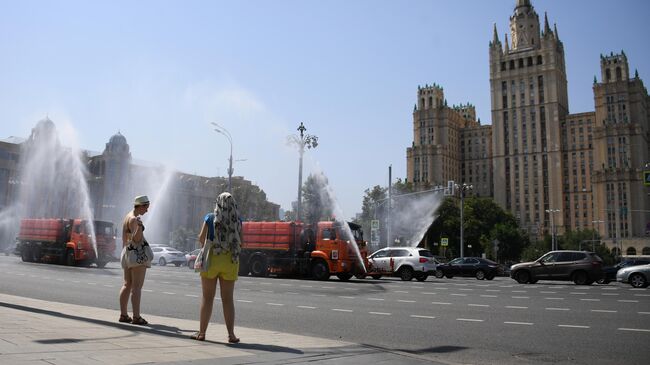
[311, 260, 330, 281]
[21, 246, 32, 262]
[337, 273, 353, 281]
[250, 257, 268, 277]
[65, 249, 76, 266]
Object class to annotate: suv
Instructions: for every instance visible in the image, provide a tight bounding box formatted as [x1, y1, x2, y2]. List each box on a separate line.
[510, 250, 603, 285]
[366, 247, 437, 281]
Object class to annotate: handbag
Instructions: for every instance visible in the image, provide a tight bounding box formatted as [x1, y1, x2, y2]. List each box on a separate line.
[194, 237, 211, 273]
[120, 224, 153, 269]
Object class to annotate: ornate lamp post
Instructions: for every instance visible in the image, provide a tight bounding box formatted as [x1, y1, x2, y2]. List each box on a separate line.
[455, 182, 473, 258]
[211, 122, 234, 192]
[287, 122, 318, 222]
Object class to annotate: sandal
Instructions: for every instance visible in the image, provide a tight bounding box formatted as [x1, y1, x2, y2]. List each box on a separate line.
[228, 335, 240, 344]
[131, 316, 148, 325]
[190, 332, 205, 341]
[118, 314, 132, 323]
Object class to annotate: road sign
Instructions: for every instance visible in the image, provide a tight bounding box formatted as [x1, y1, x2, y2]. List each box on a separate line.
[441, 237, 448, 247]
[371, 220, 380, 230]
[644, 170, 650, 186]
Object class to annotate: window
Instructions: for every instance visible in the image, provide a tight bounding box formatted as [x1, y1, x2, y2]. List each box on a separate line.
[321, 228, 336, 240]
[390, 249, 411, 258]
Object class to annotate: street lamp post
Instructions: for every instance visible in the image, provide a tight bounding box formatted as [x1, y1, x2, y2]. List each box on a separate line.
[455, 182, 473, 258]
[211, 122, 234, 192]
[591, 219, 604, 251]
[545, 209, 561, 251]
[287, 122, 318, 222]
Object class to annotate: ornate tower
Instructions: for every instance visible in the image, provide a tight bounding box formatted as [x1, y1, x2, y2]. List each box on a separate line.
[489, 0, 568, 235]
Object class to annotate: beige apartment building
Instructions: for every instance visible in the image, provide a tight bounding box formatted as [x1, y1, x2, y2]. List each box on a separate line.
[407, 0, 649, 253]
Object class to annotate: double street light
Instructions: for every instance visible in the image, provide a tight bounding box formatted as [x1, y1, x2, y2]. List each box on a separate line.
[287, 122, 318, 222]
[455, 182, 473, 258]
[211, 122, 234, 193]
[545, 208, 561, 251]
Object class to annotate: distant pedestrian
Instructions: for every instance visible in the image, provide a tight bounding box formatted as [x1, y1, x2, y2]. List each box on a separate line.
[118, 195, 152, 325]
[191, 192, 242, 343]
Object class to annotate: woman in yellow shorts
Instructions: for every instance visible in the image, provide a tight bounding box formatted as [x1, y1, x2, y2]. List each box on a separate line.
[191, 192, 242, 343]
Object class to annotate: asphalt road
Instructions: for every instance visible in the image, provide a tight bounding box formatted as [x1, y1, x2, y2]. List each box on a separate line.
[1, 255, 649, 365]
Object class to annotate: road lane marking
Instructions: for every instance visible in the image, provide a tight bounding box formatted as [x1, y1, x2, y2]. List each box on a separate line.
[486, 289, 501, 292]
[618, 328, 650, 332]
[580, 299, 600, 301]
[367, 298, 384, 301]
[163, 292, 175, 295]
[312, 294, 326, 297]
[504, 321, 533, 325]
[480, 295, 498, 298]
[339, 296, 355, 299]
[266, 303, 284, 306]
[239, 288, 251, 291]
[395, 290, 409, 293]
[468, 304, 490, 307]
[450, 294, 467, 297]
[103, 285, 114, 288]
[87, 282, 96, 285]
[633, 293, 650, 297]
[332, 309, 353, 312]
[591, 309, 617, 313]
[185, 294, 199, 298]
[261, 290, 274, 293]
[398, 300, 416, 303]
[618, 300, 639, 303]
[512, 296, 530, 299]
[569, 292, 587, 295]
[457, 318, 484, 322]
[321, 286, 335, 289]
[297, 305, 316, 309]
[411, 315, 436, 319]
[544, 297, 564, 300]
[421, 292, 437, 295]
[546, 308, 570, 311]
[540, 291, 556, 294]
[432, 302, 452, 305]
[285, 292, 299, 295]
[601, 293, 619, 296]
[558, 325, 590, 329]
[506, 306, 528, 309]
[639, 312, 650, 315]
[458, 288, 473, 291]
[143, 289, 153, 292]
[236, 299, 252, 303]
[512, 290, 527, 293]
[369, 312, 391, 316]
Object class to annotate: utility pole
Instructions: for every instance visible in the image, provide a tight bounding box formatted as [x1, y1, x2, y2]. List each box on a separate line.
[287, 122, 318, 222]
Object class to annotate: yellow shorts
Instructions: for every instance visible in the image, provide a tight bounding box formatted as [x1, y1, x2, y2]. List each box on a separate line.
[200, 251, 239, 281]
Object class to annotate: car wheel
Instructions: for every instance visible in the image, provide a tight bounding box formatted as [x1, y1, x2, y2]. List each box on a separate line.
[337, 273, 353, 281]
[572, 271, 588, 285]
[311, 260, 330, 281]
[399, 266, 414, 281]
[371, 275, 382, 280]
[515, 270, 530, 284]
[250, 257, 268, 277]
[416, 274, 428, 282]
[159, 257, 167, 266]
[475, 270, 486, 280]
[629, 273, 648, 288]
[435, 269, 444, 278]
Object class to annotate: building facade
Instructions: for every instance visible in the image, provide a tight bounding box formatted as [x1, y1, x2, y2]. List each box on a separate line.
[406, 0, 650, 252]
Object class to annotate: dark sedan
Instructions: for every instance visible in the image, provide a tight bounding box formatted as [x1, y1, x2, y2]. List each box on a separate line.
[434, 257, 503, 280]
[598, 258, 650, 284]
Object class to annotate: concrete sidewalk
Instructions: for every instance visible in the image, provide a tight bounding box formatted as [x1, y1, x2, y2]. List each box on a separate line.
[0, 293, 443, 365]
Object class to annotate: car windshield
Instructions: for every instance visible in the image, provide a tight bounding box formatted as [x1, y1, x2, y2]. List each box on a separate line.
[418, 250, 433, 257]
[449, 258, 463, 265]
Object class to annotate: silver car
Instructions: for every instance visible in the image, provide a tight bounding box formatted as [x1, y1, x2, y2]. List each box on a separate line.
[152, 246, 186, 266]
[366, 247, 437, 281]
[616, 263, 650, 288]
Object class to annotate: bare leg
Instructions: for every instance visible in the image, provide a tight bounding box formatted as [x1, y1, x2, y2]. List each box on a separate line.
[219, 277, 238, 341]
[199, 276, 218, 335]
[130, 266, 147, 318]
[119, 268, 133, 316]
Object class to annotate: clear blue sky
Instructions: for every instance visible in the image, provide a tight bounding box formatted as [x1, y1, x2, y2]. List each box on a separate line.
[1, 0, 649, 219]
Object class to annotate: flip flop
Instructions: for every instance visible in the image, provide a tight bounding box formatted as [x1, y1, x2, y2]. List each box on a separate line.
[228, 336, 240, 343]
[190, 332, 206, 341]
[118, 314, 132, 323]
[131, 316, 148, 325]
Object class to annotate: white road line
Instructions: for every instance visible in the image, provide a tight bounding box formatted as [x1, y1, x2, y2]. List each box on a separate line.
[321, 286, 335, 289]
[505, 306, 528, 309]
[504, 321, 533, 326]
[638, 312, 650, 315]
[411, 315, 436, 319]
[395, 290, 409, 293]
[339, 296, 355, 299]
[398, 300, 416, 303]
[72, 280, 80, 283]
[297, 305, 316, 309]
[432, 287, 449, 290]
[312, 294, 326, 297]
[558, 325, 590, 329]
[486, 289, 501, 292]
[260, 282, 272, 285]
[261, 290, 274, 293]
[450, 294, 467, 297]
[236, 299, 252, 303]
[580, 298, 600, 301]
[633, 294, 650, 297]
[300, 285, 313, 288]
[540, 291, 556, 294]
[239, 288, 251, 291]
[569, 292, 587, 295]
[591, 309, 617, 313]
[266, 303, 284, 306]
[512, 296, 530, 299]
[367, 298, 384, 301]
[468, 304, 490, 307]
[618, 300, 639, 303]
[103, 285, 114, 288]
[163, 292, 175, 295]
[457, 318, 484, 322]
[458, 288, 473, 291]
[601, 293, 619, 296]
[369, 312, 391, 316]
[143, 289, 153, 292]
[480, 295, 498, 298]
[546, 308, 570, 311]
[285, 292, 299, 295]
[332, 309, 353, 312]
[279, 283, 291, 286]
[512, 290, 527, 293]
[544, 297, 564, 300]
[421, 292, 437, 295]
[87, 282, 96, 285]
[432, 302, 452, 305]
[185, 294, 199, 298]
[618, 328, 650, 332]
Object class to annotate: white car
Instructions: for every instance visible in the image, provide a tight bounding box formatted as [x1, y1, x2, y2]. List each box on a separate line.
[366, 247, 437, 281]
[152, 246, 186, 266]
[616, 263, 650, 288]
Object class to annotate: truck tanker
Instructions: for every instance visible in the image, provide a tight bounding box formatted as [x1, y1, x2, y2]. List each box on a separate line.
[239, 220, 367, 281]
[16, 218, 116, 268]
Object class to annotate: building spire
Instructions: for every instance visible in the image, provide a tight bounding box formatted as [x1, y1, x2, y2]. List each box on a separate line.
[544, 12, 551, 35]
[554, 23, 559, 40]
[492, 23, 500, 45]
[515, 0, 531, 9]
[504, 33, 509, 52]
